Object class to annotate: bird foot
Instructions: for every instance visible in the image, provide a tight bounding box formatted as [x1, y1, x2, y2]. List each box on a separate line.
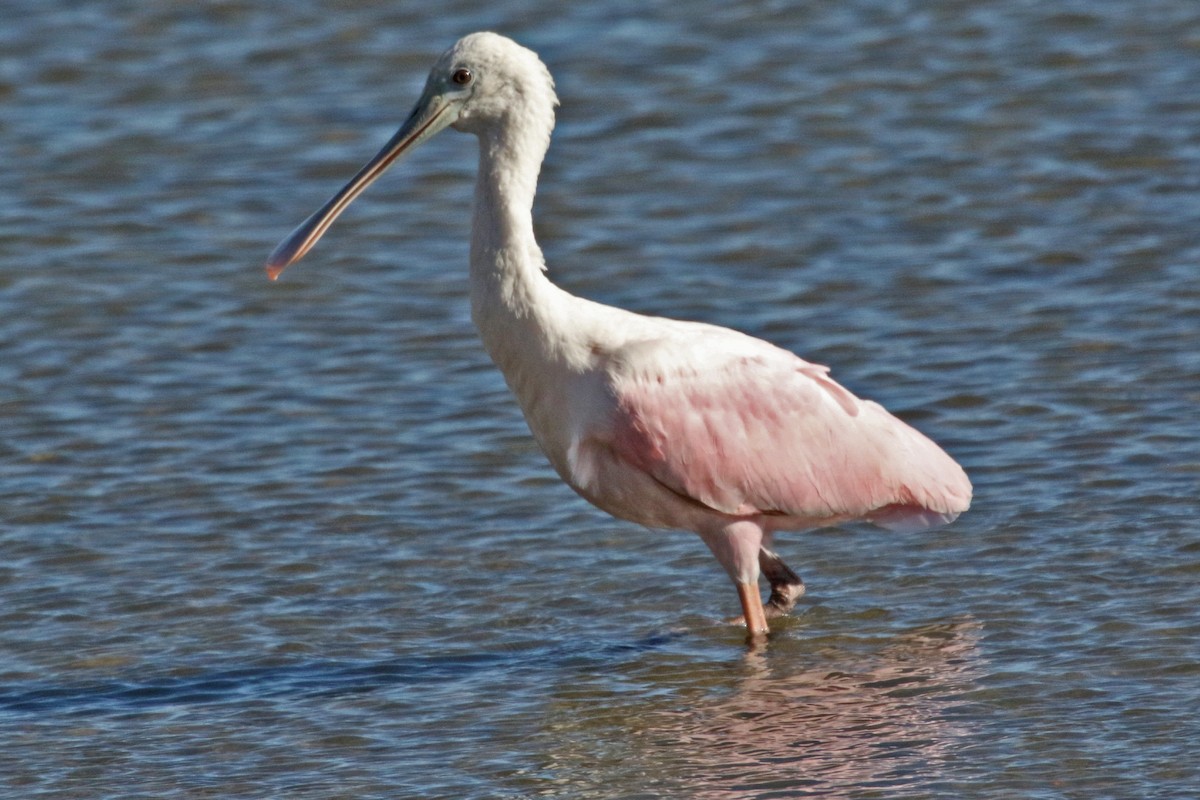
[726, 579, 805, 626]
[764, 579, 806, 618]
[758, 547, 805, 618]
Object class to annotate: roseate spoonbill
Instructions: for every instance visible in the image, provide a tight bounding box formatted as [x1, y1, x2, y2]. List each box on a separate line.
[266, 32, 971, 640]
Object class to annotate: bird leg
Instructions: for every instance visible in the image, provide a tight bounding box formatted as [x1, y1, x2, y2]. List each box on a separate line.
[736, 581, 769, 640]
[699, 522, 772, 640]
[759, 548, 805, 618]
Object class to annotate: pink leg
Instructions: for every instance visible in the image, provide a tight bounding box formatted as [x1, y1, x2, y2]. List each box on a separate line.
[698, 521, 771, 640]
[737, 581, 769, 639]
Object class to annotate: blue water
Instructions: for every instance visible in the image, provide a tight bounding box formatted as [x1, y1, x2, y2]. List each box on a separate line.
[1, 1, 1198, 797]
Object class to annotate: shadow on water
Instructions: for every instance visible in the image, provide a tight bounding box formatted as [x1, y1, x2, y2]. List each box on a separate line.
[0, 632, 681, 716]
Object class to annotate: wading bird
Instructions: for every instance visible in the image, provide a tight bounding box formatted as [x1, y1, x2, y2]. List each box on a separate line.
[266, 32, 971, 640]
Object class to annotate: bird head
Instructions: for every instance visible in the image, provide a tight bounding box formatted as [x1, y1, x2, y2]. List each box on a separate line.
[265, 32, 556, 280]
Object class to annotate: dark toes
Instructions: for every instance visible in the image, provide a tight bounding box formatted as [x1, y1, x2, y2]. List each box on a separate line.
[764, 580, 806, 617]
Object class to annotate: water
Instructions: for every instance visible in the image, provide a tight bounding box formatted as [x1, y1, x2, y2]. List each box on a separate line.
[1, 1, 1198, 797]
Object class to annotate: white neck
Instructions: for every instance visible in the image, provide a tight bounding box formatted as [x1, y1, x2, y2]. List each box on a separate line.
[469, 130, 545, 305]
[467, 110, 574, 373]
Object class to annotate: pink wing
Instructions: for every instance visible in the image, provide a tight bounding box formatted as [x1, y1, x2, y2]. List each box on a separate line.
[596, 336, 971, 530]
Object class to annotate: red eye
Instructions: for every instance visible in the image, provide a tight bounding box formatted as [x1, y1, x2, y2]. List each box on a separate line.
[452, 68, 473, 85]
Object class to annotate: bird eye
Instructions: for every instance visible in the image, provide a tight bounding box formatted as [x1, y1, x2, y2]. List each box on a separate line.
[452, 68, 473, 86]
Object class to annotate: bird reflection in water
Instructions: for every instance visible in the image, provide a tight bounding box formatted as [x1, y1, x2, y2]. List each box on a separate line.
[529, 618, 982, 797]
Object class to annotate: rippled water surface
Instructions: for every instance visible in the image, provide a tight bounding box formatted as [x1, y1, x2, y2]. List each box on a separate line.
[2, 1, 1198, 798]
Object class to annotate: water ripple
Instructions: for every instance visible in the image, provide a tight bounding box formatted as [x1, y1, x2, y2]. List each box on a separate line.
[2, 1, 1199, 798]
